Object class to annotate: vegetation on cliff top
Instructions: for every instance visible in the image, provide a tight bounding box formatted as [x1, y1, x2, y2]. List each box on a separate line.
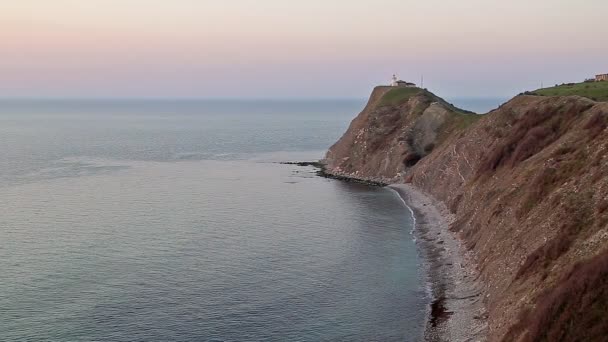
[452, 112, 480, 129]
[378, 87, 423, 106]
[379, 87, 477, 116]
[374, 87, 482, 169]
[528, 81, 608, 101]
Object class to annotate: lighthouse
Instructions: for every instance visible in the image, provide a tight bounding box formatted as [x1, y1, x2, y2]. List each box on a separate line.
[390, 74, 416, 88]
[391, 74, 399, 87]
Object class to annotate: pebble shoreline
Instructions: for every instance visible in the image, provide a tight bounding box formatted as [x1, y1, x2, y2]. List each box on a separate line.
[390, 184, 487, 342]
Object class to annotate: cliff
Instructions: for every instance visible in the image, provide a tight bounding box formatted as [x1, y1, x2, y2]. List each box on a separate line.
[325, 86, 479, 183]
[324, 87, 608, 341]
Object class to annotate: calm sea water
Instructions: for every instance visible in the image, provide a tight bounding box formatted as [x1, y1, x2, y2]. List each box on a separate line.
[0, 100, 418, 342]
[0, 98, 502, 341]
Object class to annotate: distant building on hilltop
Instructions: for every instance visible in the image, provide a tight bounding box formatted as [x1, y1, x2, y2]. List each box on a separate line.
[596, 73, 608, 82]
[391, 74, 416, 87]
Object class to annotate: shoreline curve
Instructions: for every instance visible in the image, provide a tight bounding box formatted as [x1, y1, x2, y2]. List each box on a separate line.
[389, 184, 487, 341]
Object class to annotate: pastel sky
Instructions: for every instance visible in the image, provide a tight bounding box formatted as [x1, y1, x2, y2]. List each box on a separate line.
[1, 0, 607, 98]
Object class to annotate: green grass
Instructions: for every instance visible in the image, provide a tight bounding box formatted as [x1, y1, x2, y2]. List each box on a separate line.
[425, 92, 477, 115]
[453, 112, 481, 130]
[378, 87, 481, 133]
[378, 87, 477, 115]
[378, 87, 423, 106]
[530, 81, 608, 102]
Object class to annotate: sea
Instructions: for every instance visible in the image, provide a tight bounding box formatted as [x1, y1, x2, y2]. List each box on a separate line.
[0, 97, 504, 341]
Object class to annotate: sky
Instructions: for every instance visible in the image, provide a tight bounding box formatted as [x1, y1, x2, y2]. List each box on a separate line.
[1, 0, 607, 99]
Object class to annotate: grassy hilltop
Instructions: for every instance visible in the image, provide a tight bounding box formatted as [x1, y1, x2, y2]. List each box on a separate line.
[530, 80, 608, 102]
[379, 87, 477, 114]
[378, 87, 481, 133]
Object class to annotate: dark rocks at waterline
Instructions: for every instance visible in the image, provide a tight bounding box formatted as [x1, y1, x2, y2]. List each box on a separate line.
[315, 169, 387, 187]
[281, 161, 387, 187]
[429, 296, 454, 328]
[280, 161, 324, 168]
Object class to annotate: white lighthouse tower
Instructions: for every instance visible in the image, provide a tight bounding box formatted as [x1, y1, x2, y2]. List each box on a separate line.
[391, 74, 399, 87]
[389, 74, 416, 88]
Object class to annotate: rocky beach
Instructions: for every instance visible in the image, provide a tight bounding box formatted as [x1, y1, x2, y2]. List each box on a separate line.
[390, 184, 486, 341]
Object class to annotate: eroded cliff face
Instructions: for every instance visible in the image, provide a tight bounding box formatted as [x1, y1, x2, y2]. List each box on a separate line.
[325, 86, 479, 183]
[325, 89, 608, 341]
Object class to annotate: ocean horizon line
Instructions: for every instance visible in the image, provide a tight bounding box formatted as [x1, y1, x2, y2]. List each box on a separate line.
[0, 95, 510, 102]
